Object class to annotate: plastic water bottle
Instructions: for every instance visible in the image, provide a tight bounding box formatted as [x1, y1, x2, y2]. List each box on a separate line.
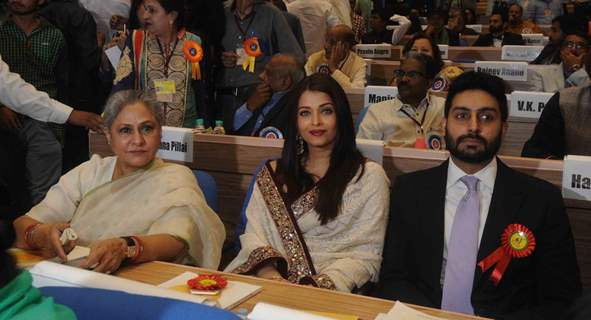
[193, 118, 205, 134]
[213, 120, 225, 135]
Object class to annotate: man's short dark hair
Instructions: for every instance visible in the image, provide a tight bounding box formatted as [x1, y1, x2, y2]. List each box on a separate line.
[445, 71, 508, 121]
[405, 52, 442, 80]
[491, 9, 508, 23]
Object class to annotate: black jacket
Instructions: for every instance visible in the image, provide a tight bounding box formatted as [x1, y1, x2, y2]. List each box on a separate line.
[373, 159, 581, 319]
[231, 89, 291, 138]
[473, 32, 525, 47]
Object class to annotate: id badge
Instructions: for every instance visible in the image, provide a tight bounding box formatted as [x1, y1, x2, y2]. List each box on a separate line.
[236, 47, 248, 66]
[154, 79, 176, 103]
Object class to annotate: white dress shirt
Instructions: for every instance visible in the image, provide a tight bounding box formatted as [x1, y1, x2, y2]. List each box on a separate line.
[0, 55, 72, 124]
[440, 157, 497, 285]
[444, 157, 498, 258]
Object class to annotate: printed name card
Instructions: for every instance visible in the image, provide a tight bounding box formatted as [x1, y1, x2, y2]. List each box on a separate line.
[157, 126, 194, 162]
[354, 44, 393, 59]
[522, 34, 549, 46]
[563, 155, 591, 201]
[466, 24, 483, 33]
[437, 45, 449, 59]
[356, 139, 384, 165]
[364, 85, 398, 108]
[475, 61, 528, 81]
[501, 45, 544, 62]
[509, 91, 554, 119]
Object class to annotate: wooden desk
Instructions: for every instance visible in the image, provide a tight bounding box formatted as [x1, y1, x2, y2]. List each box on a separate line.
[114, 261, 486, 320]
[88, 134, 591, 288]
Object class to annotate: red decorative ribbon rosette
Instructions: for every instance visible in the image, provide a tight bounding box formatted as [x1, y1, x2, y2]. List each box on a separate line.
[187, 275, 228, 291]
[242, 37, 263, 73]
[478, 224, 536, 286]
[183, 40, 203, 80]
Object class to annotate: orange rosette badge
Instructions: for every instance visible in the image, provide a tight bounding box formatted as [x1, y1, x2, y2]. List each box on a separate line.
[242, 37, 263, 73]
[478, 224, 536, 285]
[183, 40, 203, 80]
[187, 274, 228, 291]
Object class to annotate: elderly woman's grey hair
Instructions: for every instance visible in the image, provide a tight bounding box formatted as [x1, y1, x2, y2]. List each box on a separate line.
[103, 90, 163, 129]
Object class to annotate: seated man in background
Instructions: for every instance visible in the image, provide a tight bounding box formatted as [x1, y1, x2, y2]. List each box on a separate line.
[374, 71, 581, 319]
[531, 15, 572, 65]
[473, 11, 524, 47]
[505, 3, 541, 34]
[448, 8, 478, 38]
[423, 9, 459, 46]
[305, 24, 366, 89]
[522, 52, 591, 159]
[357, 53, 445, 148]
[361, 9, 411, 45]
[557, 30, 590, 87]
[231, 54, 304, 138]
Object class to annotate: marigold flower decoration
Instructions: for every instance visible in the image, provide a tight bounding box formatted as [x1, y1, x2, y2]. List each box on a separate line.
[187, 274, 228, 291]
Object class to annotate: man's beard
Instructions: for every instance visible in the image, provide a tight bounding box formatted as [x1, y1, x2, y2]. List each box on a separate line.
[489, 25, 503, 34]
[9, 7, 38, 16]
[445, 129, 502, 164]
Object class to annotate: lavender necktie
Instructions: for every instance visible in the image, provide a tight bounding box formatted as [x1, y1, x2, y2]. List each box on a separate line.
[441, 175, 480, 314]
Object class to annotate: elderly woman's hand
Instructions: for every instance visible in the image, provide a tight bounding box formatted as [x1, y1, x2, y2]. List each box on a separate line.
[33, 223, 76, 261]
[80, 238, 127, 274]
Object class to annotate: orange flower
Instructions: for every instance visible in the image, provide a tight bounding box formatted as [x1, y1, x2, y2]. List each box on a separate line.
[187, 275, 228, 291]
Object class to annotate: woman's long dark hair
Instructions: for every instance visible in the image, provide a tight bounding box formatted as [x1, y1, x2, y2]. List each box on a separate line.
[276, 74, 365, 225]
[403, 33, 445, 70]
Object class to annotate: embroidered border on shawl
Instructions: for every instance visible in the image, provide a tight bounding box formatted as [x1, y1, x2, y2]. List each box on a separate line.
[300, 274, 337, 290]
[290, 187, 318, 219]
[256, 165, 316, 283]
[232, 246, 286, 275]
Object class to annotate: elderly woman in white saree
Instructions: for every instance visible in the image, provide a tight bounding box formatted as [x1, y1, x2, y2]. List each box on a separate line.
[225, 74, 390, 292]
[14, 90, 225, 273]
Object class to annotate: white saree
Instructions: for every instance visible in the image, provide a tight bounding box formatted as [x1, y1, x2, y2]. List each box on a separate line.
[27, 155, 225, 269]
[224, 161, 390, 292]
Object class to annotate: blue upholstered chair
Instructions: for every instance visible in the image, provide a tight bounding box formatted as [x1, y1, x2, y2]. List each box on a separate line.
[193, 170, 218, 212]
[40, 287, 240, 320]
[354, 106, 370, 133]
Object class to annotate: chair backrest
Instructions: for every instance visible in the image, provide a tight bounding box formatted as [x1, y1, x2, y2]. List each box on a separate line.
[233, 157, 278, 252]
[193, 170, 218, 212]
[40, 287, 240, 320]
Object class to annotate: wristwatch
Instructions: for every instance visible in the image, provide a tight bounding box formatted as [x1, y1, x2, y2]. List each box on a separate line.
[121, 236, 137, 260]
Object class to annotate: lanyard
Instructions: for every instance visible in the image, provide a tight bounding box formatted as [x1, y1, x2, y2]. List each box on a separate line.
[234, 11, 257, 40]
[156, 36, 180, 77]
[400, 102, 429, 133]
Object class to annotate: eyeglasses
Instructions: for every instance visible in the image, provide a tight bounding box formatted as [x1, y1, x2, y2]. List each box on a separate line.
[564, 41, 589, 51]
[393, 69, 425, 79]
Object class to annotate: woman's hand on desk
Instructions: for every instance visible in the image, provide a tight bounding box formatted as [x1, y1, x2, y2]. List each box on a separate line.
[34, 223, 76, 261]
[256, 264, 289, 283]
[80, 238, 127, 274]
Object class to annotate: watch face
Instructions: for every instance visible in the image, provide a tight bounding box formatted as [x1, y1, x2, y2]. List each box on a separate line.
[127, 246, 137, 259]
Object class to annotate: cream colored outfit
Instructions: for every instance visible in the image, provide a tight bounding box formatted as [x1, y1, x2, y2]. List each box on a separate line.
[225, 161, 390, 292]
[305, 50, 367, 89]
[27, 155, 225, 269]
[357, 95, 446, 147]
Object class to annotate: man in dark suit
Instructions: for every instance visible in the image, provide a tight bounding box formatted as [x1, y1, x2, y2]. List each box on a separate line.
[231, 54, 304, 138]
[373, 71, 581, 319]
[473, 11, 524, 47]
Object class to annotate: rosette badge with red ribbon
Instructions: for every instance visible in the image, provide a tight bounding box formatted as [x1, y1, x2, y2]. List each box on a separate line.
[183, 40, 203, 80]
[243, 37, 263, 73]
[478, 224, 536, 285]
[187, 274, 228, 291]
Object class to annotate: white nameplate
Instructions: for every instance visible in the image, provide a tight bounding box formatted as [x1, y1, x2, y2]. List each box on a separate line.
[563, 155, 591, 201]
[157, 126, 194, 162]
[501, 45, 544, 62]
[354, 44, 392, 59]
[475, 61, 528, 81]
[466, 24, 483, 33]
[364, 85, 398, 108]
[522, 33, 549, 46]
[509, 91, 554, 119]
[438, 45, 449, 59]
[356, 139, 384, 165]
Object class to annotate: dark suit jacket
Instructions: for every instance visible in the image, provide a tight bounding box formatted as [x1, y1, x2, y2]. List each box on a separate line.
[473, 32, 525, 47]
[230, 89, 291, 137]
[373, 159, 581, 319]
